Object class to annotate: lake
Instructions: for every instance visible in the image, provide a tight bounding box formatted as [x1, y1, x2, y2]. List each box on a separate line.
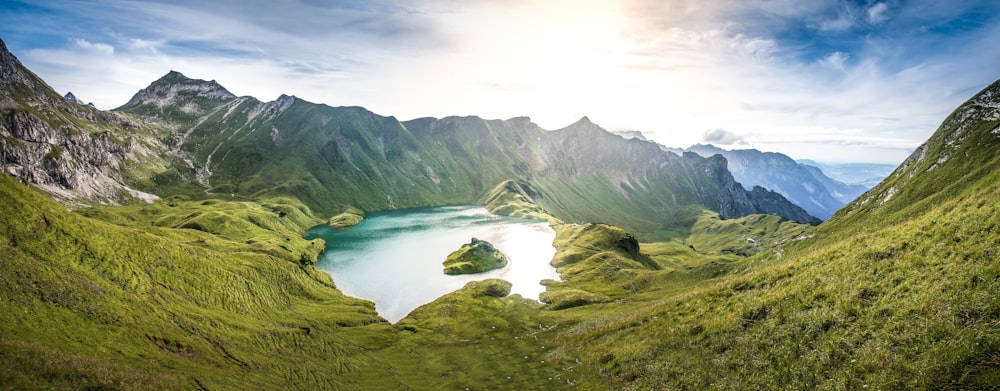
[306, 205, 559, 323]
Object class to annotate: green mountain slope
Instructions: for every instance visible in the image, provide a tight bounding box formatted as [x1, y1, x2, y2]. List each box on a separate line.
[0, 174, 406, 389]
[4, 34, 998, 389]
[114, 74, 815, 239]
[530, 78, 1000, 389]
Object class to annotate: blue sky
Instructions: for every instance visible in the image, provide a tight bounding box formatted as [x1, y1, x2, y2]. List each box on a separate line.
[2, 0, 999, 163]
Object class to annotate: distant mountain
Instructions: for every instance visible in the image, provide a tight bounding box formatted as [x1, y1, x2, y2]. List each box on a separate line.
[796, 159, 897, 188]
[63, 91, 82, 104]
[109, 72, 817, 238]
[0, 36, 814, 239]
[611, 130, 647, 141]
[63, 91, 96, 107]
[684, 144, 867, 220]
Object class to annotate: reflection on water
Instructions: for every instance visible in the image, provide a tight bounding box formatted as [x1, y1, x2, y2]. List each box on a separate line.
[306, 206, 559, 323]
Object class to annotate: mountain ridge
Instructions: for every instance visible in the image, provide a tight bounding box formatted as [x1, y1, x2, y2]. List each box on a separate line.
[0, 32, 815, 237]
[107, 68, 816, 238]
[2, 34, 1000, 389]
[684, 143, 868, 219]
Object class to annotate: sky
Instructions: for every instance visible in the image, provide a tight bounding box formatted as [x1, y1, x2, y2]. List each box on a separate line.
[2, 0, 999, 164]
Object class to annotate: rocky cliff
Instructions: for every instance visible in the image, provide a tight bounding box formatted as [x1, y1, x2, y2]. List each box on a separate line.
[0, 38, 164, 205]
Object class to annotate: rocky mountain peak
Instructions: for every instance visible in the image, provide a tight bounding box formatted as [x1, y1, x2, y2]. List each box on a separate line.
[0, 37, 59, 104]
[570, 116, 595, 128]
[0, 37, 30, 86]
[1, 39, 161, 206]
[64, 91, 82, 104]
[557, 116, 612, 138]
[120, 70, 236, 109]
[275, 93, 295, 107]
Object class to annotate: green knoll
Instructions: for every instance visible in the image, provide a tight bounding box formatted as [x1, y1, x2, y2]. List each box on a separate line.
[442, 238, 509, 275]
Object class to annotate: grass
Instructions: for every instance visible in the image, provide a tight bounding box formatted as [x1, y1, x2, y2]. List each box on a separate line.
[480, 179, 563, 224]
[5, 52, 999, 389]
[4, 157, 999, 388]
[0, 175, 398, 389]
[685, 211, 814, 257]
[533, 173, 1000, 389]
[377, 280, 566, 390]
[327, 207, 365, 228]
[442, 238, 508, 275]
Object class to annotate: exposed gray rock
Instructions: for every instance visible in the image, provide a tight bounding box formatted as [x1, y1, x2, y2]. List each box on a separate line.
[64, 91, 82, 104]
[1, 37, 162, 206]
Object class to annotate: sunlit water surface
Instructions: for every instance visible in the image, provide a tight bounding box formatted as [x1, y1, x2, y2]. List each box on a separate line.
[306, 206, 558, 323]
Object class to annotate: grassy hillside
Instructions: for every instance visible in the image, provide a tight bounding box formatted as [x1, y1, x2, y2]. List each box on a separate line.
[4, 34, 999, 389]
[533, 164, 1000, 389]
[0, 174, 400, 389]
[0, 170, 816, 390]
[523, 78, 1000, 389]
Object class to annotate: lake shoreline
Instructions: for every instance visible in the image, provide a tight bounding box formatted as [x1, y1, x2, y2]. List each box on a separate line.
[306, 205, 558, 323]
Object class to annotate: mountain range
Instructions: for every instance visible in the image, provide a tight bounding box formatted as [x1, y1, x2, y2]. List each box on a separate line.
[612, 133, 878, 220]
[2, 35, 999, 389]
[796, 159, 897, 188]
[683, 144, 869, 219]
[2, 36, 816, 240]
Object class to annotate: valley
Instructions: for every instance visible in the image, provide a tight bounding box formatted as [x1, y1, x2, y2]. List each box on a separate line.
[2, 33, 999, 390]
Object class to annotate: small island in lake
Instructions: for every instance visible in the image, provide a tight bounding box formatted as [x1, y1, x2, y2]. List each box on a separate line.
[327, 208, 364, 228]
[442, 238, 509, 275]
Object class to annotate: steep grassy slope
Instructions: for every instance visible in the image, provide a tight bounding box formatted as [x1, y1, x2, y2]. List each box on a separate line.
[526, 79, 1000, 389]
[0, 174, 404, 389]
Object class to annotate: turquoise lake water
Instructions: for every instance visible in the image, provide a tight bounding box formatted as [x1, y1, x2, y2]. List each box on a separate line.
[306, 206, 558, 323]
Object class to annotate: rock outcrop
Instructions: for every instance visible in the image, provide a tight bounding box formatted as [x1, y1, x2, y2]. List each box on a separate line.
[0, 37, 163, 206]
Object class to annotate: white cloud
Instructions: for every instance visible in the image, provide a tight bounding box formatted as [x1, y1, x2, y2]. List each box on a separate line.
[703, 128, 748, 145]
[819, 51, 850, 71]
[72, 38, 114, 55]
[7, 0, 999, 164]
[817, 15, 854, 32]
[867, 2, 890, 24]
